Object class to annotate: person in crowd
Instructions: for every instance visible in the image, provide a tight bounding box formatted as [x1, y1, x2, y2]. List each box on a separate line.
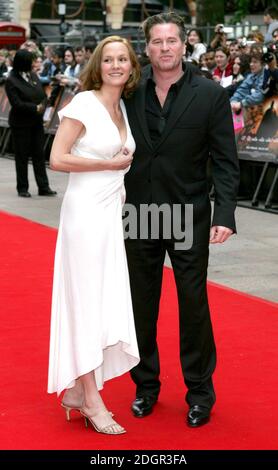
[263, 6, 278, 44]
[57, 47, 78, 89]
[5, 49, 56, 197]
[32, 55, 44, 75]
[204, 48, 216, 74]
[262, 49, 278, 98]
[198, 53, 213, 79]
[210, 23, 227, 49]
[123, 12, 239, 428]
[228, 41, 240, 61]
[0, 49, 8, 83]
[39, 45, 54, 86]
[20, 40, 41, 57]
[185, 28, 206, 64]
[46, 48, 66, 107]
[70, 46, 87, 92]
[226, 54, 251, 97]
[84, 38, 97, 60]
[47, 36, 141, 435]
[247, 31, 265, 44]
[212, 47, 233, 85]
[272, 28, 278, 41]
[231, 52, 265, 112]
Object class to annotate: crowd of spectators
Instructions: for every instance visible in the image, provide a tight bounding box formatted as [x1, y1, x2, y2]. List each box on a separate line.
[0, 6, 278, 122]
[185, 6, 278, 115]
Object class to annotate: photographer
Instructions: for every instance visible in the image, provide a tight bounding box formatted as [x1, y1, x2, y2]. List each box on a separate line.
[210, 24, 227, 50]
[262, 42, 278, 97]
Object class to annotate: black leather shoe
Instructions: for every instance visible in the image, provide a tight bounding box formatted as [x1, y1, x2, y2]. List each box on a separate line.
[131, 396, 157, 418]
[18, 191, 31, 198]
[187, 405, 211, 428]
[38, 188, 57, 196]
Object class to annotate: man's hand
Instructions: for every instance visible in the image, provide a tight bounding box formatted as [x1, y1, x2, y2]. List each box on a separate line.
[210, 225, 233, 244]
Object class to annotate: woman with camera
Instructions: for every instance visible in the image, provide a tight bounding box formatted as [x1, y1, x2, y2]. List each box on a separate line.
[5, 49, 56, 197]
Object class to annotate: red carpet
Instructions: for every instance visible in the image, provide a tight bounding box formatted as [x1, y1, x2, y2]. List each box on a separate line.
[1, 210, 278, 450]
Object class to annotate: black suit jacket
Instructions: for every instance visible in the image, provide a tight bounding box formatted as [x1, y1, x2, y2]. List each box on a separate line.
[124, 64, 240, 233]
[5, 70, 46, 128]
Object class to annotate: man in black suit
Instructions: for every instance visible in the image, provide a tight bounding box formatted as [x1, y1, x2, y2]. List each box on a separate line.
[124, 12, 239, 427]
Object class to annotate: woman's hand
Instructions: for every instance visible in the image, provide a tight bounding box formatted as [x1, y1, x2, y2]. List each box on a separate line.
[108, 147, 133, 170]
[231, 101, 241, 113]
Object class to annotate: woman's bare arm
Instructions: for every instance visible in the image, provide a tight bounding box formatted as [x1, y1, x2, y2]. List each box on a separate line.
[50, 117, 133, 172]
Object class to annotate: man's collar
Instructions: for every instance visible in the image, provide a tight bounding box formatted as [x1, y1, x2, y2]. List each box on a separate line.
[144, 61, 195, 89]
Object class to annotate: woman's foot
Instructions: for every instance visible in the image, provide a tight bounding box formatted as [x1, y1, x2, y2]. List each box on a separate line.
[61, 381, 84, 420]
[81, 406, 125, 435]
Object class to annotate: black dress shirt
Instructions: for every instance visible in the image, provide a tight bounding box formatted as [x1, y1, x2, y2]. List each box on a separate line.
[146, 71, 186, 146]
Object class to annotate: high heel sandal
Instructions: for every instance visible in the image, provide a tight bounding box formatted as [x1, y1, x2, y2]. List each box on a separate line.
[61, 402, 81, 421]
[61, 402, 114, 422]
[80, 409, 126, 435]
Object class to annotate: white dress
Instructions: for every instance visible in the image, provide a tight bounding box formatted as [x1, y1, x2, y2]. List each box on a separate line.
[47, 91, 140, 395]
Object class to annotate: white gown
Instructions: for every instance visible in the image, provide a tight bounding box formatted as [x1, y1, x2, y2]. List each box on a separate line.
[47, 91, 140, 395]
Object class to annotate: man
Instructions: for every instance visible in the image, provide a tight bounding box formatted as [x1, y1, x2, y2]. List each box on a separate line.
[124, 12, 239, 427]
[263, 6, 278, 44]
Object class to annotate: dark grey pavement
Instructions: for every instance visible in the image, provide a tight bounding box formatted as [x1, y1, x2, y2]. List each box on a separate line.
[1, 156, 278, 302]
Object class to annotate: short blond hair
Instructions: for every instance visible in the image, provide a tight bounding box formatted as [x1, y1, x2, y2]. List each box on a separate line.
[80, 36, 141, 98]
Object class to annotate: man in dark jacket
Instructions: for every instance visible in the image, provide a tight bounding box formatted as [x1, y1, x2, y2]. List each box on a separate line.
[124, 12, 239, 427]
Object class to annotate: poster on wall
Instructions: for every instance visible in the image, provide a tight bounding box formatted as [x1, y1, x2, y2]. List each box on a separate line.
[44, 88, 75, 135]
[0, 85, 11, 127]
[236, 96, 278, 158]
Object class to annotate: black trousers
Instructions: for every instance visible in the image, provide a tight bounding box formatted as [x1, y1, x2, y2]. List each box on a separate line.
[125, 233, 216, 409]
[11, 124, 49, 193]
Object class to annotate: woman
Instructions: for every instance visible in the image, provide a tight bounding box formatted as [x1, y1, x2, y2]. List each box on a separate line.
[212, 47, 233, 86]
[185, 28, 206, 64]
[47, 36, 141, 435]
[5, 49, 56, 197]
[227, 54, 251, 96]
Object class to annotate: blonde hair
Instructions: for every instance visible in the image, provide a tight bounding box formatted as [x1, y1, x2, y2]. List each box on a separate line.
[80, 36, 141, 98]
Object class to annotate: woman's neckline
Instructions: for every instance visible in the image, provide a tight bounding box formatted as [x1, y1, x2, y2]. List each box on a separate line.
[90, 90, 127, 146]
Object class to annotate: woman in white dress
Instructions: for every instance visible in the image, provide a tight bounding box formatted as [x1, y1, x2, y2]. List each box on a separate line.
[47, 36, 141, 435]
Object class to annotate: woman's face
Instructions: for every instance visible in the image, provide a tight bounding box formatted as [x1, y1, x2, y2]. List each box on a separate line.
[233, 57, 241, 75]
[188, 30, 200, 45]
[100, 42, 132, 88]
[32, 56, 43, 73]
[215, 50, 229, 69]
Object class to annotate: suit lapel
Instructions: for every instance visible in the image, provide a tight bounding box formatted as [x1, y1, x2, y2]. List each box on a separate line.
[134, 80, 153, 150]
[155, 77, 198, 151]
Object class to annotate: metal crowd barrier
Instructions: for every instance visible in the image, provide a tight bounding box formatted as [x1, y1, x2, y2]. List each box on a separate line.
[1, 84, 277, 212]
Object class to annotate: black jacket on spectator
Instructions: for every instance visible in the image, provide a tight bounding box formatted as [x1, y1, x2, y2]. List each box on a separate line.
[5, 70, 46, 127]
[4, 49, 50, 194]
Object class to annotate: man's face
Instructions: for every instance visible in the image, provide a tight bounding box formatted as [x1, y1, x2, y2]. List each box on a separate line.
[205, 52, 216, 70]
[146, 23, 185, 72]
[75, 49, 85, 64]
[250, 58, 263, 74]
